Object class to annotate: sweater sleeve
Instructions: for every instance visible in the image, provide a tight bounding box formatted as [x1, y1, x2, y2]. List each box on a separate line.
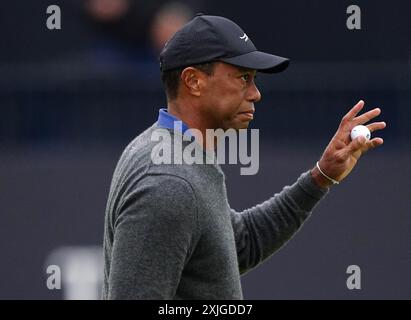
[230, 170, 329, 274]
[107, 174, 198, 299]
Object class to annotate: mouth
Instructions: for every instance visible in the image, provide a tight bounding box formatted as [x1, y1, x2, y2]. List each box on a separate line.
[238, 110, 255, 120]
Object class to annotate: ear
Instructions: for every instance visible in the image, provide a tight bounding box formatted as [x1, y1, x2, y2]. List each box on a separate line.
[180, 67, 206, 97]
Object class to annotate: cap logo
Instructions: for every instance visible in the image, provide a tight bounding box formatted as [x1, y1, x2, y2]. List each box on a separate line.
[239, 33, 249, 42]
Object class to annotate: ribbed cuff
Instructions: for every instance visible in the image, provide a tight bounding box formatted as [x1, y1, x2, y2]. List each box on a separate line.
[299, 170, 329, 196]
[288, 171, 329, 211]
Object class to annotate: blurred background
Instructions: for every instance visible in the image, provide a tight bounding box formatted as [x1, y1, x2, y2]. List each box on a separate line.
[0, 0, 410, 299]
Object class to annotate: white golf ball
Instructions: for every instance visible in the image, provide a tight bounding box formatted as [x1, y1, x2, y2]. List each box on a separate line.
[350, 125, 371, 141]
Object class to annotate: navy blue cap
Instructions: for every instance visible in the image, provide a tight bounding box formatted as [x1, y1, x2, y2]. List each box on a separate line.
[159, 14, 290, 73]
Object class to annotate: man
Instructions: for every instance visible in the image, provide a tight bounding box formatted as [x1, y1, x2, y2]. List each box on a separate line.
[102, 14, 386, 299]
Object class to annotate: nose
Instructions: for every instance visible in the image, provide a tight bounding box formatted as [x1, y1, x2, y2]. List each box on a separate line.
[247, 82, 262, 103]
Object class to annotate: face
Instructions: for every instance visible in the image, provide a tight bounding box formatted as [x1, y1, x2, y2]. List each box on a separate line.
[199, 62, 262, 130]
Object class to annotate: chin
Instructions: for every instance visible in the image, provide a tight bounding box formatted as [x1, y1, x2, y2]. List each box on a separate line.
[231, 122, 250, 130]
[239, 123, 250, 129]
[220, 118, 251, 131]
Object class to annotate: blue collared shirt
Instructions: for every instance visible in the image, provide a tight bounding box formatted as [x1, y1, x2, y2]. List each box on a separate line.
[157, 108, 190, 134]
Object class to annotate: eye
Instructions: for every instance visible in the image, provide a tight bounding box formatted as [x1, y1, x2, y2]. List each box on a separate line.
[241, 74, 250, 82]
[240, 73, 257, 83]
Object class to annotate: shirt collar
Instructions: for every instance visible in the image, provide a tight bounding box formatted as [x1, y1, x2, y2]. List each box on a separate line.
[157, 108, 190, 134]
[157, 108, 218, 162]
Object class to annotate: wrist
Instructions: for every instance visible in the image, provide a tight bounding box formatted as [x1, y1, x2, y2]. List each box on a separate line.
[311, 164, 334, 189]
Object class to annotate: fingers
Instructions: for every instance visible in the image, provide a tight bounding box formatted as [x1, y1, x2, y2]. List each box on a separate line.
[337, 100, 386, 140]
[353, 108, 381, 126]
[342, 100, 365, 123]
[347, 136, 384, 155]
[337, 101, 365, 138]
[367, 137, 384, 149]
[367, 121, 386, 133]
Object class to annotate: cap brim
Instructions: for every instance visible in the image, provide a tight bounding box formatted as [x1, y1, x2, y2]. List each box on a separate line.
[220, 51, 290, 73]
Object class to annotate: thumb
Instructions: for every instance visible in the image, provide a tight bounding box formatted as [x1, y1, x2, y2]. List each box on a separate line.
[348, 136, 367, 154]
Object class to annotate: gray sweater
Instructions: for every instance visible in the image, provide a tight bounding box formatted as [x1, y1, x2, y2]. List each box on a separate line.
[102, 124, 328, 299]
